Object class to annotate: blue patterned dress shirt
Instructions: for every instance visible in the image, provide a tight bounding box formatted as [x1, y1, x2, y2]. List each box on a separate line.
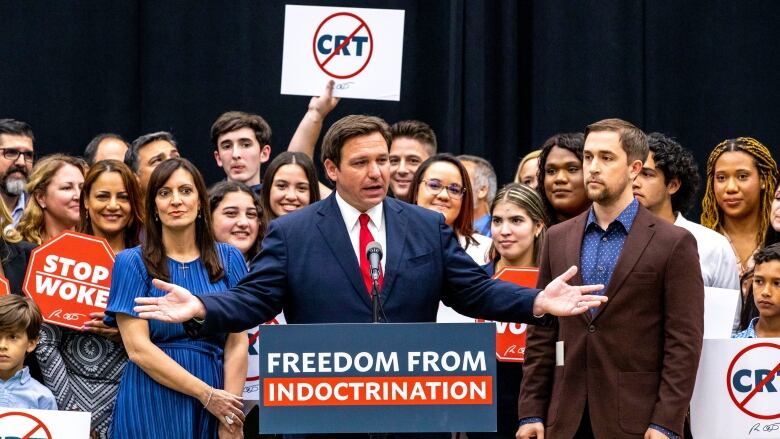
[580, 198, 639, 298]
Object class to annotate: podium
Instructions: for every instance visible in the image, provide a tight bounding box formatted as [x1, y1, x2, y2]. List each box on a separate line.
[257, 322, 497, 434]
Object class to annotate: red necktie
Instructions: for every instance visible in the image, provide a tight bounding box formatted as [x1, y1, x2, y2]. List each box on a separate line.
[359, 213, 383, 295]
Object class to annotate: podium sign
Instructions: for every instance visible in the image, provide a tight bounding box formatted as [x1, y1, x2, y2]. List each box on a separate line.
[258, 323, 496, 434]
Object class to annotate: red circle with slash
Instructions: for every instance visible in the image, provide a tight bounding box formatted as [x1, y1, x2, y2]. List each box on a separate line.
[726, 342, 780, 420]
[0, 411, 53, 439]
[312, 12, 374, 79]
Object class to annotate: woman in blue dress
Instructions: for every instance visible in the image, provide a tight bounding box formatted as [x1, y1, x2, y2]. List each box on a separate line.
[106, 158, 247, 438]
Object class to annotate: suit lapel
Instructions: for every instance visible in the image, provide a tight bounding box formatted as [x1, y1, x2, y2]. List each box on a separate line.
[591, 207, 655, 321]
[316, 195, 372, 309]
[379, 199, 406, 306]
[565, 213, 587, 286]
[564, 212, 589, 323]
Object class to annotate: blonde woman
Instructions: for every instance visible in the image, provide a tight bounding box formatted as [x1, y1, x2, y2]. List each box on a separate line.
[514, 149, 541, 189]
[16, 154, 86, 244]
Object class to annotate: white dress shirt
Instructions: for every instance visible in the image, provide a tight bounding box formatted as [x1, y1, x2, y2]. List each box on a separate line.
[675, 213, 741, 332]
[335, 192, 387, 272]
[674, 213, 740, 290]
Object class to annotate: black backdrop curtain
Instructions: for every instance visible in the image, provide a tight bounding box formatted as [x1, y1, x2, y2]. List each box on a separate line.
[1, 1, 778, 204]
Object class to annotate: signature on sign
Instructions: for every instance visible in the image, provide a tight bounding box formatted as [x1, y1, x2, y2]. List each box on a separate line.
[49, 309, 85, 321]
[502, 344, 526, 357]
[750, 422, 780, 435]
[334, 82, 355, 90]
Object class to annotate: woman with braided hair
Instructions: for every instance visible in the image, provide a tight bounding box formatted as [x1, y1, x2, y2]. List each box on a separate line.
[701, 137, 778, 276]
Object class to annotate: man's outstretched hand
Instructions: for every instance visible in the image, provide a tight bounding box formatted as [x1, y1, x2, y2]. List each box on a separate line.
[533, 266, 607, 317]
[134, 279, 207, 323]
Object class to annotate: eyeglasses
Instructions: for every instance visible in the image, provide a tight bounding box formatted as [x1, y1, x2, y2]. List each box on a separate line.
[0, 148, 34, 162]
[421, 179, 466, 200]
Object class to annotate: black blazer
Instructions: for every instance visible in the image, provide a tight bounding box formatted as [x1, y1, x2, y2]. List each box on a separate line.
[0, 238, 35, 295]
[1, 238, 42, 381]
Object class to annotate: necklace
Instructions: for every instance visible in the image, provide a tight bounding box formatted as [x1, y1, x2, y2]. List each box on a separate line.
[722, 231, 759, 274]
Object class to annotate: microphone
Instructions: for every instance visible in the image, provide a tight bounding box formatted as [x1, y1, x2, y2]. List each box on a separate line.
[366, 241, 383, 282]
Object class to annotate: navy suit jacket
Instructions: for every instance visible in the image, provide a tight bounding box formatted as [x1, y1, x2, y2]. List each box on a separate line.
[199, 194, 543, 333]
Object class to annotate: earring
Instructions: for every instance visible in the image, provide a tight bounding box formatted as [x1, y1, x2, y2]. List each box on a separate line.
[197, 210, 202, 219]
[154, 213, 159, 222]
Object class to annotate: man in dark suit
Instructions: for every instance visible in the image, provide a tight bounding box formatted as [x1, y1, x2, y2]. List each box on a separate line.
[135, 115, 607, 436]
[517, 119, 704, 439]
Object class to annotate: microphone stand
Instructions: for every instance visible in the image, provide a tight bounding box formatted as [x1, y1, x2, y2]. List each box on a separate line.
[371, 276, 380, 323]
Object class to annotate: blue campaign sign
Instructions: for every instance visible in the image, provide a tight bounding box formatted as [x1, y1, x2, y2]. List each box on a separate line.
[258, 323, 497, 434]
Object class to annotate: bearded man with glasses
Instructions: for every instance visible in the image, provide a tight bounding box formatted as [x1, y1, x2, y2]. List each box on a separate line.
[0, 119, 35, 226]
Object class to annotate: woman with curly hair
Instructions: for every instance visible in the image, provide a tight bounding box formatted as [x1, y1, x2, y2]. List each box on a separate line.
[701, 137, 778, 275]
[16, 154, 86, 244]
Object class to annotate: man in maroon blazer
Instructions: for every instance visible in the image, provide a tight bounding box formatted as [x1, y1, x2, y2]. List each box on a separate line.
[517, 119, 704, 439]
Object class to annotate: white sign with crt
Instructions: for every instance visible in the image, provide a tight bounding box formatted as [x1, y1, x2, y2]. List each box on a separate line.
[0, 408, 91, 438]
[690, 338, 780, 438]
[281, 4, 405, 101]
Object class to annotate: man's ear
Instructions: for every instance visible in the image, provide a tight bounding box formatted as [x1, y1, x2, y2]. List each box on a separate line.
[213, 150, 223, 167]
[324, 159, 339, 183]
[667, 176, 682, 195]
[629, 159, 643, 178]
[478, 185, 488, 201]
[260, 144, 271, 164]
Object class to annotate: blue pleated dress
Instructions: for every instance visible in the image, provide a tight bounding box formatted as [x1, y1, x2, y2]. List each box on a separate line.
[105, 243, 247, 439]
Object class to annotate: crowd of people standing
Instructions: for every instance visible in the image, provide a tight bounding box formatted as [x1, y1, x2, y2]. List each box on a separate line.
[0, 80, 778, 439]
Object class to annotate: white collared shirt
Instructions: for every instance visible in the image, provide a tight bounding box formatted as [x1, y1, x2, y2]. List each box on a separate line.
[334, 192, 387, 272]
[674, 213, 740, 290]
[675, 213, 741, 333]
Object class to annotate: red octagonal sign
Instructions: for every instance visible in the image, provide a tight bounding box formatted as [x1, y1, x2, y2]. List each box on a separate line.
[23, 231, 115, 329]
[0, 275, 10, 296]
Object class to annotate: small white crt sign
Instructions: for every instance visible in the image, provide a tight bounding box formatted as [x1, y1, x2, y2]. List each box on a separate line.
[281, 4, 405, 101]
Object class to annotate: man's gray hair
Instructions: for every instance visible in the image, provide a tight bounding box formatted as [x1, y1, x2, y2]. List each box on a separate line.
[458, 154, 497, 205]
